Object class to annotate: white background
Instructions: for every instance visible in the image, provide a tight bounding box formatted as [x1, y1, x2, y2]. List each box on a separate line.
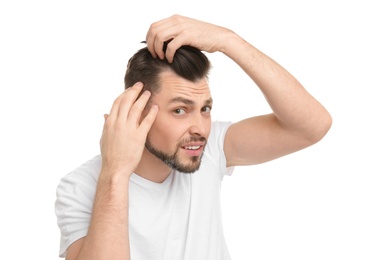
[1, 0, 365, 259]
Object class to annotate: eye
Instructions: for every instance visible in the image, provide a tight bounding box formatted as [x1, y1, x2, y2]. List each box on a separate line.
[173, 108, 186, 115]
[202, 106, 212, 113]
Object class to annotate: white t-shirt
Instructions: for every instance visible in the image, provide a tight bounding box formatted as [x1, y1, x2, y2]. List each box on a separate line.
[55, 121, 234, 259]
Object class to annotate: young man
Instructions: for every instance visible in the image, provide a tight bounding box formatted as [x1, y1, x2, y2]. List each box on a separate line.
[55, 15, 332, 260]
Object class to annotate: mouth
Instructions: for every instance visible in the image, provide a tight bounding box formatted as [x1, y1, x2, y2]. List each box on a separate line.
[183, 145, 201, 150]
[181, 142, 205, 156]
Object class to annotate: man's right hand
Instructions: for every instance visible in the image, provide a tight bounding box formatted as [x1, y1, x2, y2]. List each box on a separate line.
[99, 82, 158, 177]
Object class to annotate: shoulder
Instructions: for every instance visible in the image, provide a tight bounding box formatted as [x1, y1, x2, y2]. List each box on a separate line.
[56, 155, 101, 196]
[55, 155, 101, 258]
[201, 120, 234, 178]
[208, 120, 232, 144]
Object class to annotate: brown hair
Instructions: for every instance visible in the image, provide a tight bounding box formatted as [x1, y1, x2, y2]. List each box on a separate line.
[124, 42, 211, 96]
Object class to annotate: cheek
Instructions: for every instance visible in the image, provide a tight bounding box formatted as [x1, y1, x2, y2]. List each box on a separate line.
[148, 114, 186, 147]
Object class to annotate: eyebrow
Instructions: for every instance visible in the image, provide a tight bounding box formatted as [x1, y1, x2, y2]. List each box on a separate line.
[169, 97, 213, 106]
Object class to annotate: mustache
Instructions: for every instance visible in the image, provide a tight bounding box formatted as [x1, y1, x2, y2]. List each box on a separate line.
[178, 136, 207, 146]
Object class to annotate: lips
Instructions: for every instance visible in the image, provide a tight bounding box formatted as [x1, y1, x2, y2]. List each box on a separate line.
[182, 141, 205, 149]
[181, 142, 205, 156]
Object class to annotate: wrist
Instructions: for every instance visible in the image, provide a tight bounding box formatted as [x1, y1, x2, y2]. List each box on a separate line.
[100, 163, 133, 183]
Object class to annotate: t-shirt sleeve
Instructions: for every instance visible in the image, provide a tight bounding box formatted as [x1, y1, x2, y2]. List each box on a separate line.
[54, 155, 101, 257]
[208, 121, 235, 179]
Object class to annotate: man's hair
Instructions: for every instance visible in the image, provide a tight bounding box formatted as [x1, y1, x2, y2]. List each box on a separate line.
[124, 42, 211, 96]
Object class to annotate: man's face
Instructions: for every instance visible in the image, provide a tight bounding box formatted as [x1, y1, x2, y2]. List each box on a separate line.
[145, 70, 212, 173]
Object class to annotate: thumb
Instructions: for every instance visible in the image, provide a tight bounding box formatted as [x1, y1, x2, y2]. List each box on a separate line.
[103, 114, 109, 122]
[139, 105, 159, 134]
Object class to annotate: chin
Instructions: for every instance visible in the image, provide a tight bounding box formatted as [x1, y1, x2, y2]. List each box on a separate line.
[145, 139, 204, 174]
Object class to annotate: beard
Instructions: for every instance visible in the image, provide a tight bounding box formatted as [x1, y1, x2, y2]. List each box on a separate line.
[145, 136, 206, 173]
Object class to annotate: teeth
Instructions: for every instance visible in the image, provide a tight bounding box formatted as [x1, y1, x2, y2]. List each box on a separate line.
[185, 146, 200, 150]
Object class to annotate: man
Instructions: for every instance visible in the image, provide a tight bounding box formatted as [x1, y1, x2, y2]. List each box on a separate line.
[55, 15, 332, 260]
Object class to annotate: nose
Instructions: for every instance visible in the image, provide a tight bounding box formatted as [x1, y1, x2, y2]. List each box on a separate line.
[188, 113, 210, 137]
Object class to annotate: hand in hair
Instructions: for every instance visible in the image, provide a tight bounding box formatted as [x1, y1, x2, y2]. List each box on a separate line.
[146, 14, 233, 63]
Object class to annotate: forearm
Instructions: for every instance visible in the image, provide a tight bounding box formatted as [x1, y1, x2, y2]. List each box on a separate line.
[68, 82, 158, 259]
[76, 168, 131, 260]
[222, 33, 332, 141]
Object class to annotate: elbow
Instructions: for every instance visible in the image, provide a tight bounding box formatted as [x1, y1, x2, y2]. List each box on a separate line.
[308, 109, 333, 145]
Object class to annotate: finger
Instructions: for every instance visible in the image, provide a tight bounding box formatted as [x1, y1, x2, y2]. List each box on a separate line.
[147, 27, 167, 60]
[164, 35, 184, 63]
[107, 92, 124, 122]
[117, 82, 144, 120]
[153, 37, 165, 60]
[102, 113, 109, 130]
[127, 90, 152, 124]
[151, 25, 188, 62]
[146, 16, 173, 59]
[147, 18, 181, 60]
[146, 26, 157, 59]
[139, 105, 159, 134]
[108, 82, 143, 122]
[100, 113, 109, 147]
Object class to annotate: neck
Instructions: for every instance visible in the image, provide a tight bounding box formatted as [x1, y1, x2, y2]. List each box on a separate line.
[134, 147, 172, 183]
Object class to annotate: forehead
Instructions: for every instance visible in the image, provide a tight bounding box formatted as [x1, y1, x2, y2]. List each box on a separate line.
[154, 70, 211, 102]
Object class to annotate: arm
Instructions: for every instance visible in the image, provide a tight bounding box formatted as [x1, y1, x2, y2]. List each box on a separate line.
[146, 14, 332, 166]
[66, 83, 158, 260]
[222, 37, 332, 166]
